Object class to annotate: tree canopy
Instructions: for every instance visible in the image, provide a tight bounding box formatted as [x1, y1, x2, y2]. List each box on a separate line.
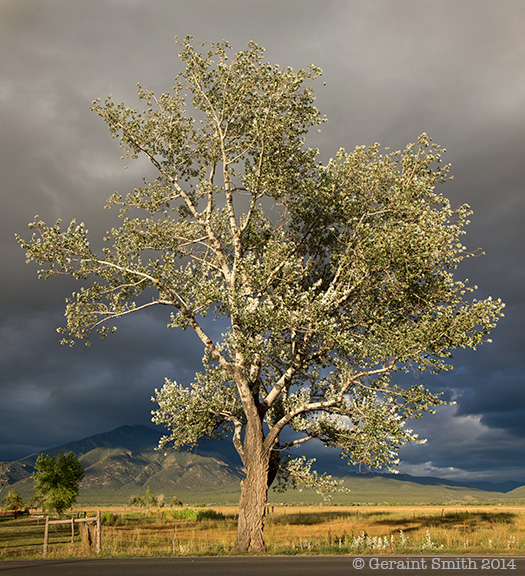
[18, 37, 504, 550]
[32, 451, 84, 516]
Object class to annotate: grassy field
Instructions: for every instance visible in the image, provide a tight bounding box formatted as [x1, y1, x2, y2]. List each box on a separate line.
[1, 505, 525, 559]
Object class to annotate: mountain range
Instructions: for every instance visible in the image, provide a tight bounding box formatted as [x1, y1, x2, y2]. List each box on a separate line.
[2, 425, 524, 506]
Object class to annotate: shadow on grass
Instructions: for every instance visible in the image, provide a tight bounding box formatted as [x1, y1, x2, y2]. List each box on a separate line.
[267, 509, 393, 526]
[373, 510, 517, 533]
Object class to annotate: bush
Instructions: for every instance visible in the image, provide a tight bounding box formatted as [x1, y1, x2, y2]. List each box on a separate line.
[128, 496, 144, 507]
[196, 509, 225, 521]
[102, 512, 117, 525]
[144, 487, 157, 507]
[128, 487, 160, 508]
[168, 508, 198, 520]
[2, 490, 24, 511]
[166, 508, 225, 521]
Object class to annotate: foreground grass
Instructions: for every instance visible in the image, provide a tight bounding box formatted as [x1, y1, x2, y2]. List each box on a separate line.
[1, 505, 525, 559]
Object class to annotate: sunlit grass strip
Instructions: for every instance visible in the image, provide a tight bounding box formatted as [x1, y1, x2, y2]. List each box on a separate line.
[1, 505, 524, 559]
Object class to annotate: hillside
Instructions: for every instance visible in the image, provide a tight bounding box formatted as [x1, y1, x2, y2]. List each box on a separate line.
[2, 425, 524, 506]
[502, 485, 525, 502]
[2, 425, 244, 505]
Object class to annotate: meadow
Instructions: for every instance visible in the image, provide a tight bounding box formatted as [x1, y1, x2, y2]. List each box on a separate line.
[1, 505, 525, 559]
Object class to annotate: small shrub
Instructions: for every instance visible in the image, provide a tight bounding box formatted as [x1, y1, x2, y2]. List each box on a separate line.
[166, 508, 225, 522]
[102, 512, 116, 525]
[128, 496, 145, 507]
[144, 487, 158, 507]
[196, 509, 225, 521]
[2, 489, 25, 511]
[168, 508, 198, 520]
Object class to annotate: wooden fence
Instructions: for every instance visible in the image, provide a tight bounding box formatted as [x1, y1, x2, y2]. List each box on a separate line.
[43, 510, 101, 557]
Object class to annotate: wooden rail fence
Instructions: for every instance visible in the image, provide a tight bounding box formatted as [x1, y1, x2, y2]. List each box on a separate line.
[43, 510, 101, 557]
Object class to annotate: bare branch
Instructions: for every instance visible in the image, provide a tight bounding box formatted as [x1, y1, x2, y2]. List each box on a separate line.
[277, 435, 314, 450]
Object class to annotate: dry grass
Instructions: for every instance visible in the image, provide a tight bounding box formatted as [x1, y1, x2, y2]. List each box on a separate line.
[264, 505, 525, 554]
[1, 505, 525, 559]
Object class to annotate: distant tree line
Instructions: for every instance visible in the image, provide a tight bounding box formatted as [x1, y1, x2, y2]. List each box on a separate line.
[128, 486, 183, 508]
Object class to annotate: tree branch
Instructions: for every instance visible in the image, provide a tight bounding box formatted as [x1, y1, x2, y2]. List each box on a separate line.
[277, 435, 314, 450]
[265, 362, 395, 450]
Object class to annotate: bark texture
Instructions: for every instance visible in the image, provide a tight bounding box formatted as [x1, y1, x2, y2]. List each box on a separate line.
[235, 420, 270, 552]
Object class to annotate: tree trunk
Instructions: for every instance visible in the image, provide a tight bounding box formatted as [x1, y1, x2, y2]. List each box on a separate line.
[267, 448, 281, 488]
[235, 457, 270, 552]
[235, 420, 270, 552]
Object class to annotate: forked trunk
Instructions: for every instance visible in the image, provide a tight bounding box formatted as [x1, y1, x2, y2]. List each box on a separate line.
[235, 422, 270, 552]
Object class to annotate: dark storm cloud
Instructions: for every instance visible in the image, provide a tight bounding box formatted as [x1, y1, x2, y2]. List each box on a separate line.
[397, 404, 525, 482]
[0, 306, 204, 459]
[1, 0, 523, 482]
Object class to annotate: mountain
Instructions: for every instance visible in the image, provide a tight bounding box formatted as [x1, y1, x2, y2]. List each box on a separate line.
[2, 425, 244, 505]
[374, 472, 523, 494]
[2, 425, 524, 505]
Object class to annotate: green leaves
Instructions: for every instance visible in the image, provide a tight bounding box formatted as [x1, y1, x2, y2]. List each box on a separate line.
[17, 217, 95, 280]
[152, 364, 243, 450]
[272, 455, 348, 499]
[19, 38, 504, 486]
[32, 451, 84, 516]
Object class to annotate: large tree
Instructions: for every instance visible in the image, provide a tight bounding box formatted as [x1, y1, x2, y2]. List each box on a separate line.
[18, 38, 503, 551]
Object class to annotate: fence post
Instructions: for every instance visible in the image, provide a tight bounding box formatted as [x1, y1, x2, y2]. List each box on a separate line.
[71, 517, 75, 543]
[43, 516, 49, 558]
[96, 510, 101, 554]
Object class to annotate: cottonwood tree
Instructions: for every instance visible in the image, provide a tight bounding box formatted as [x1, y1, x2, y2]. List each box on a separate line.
[18, 38, 504, 551]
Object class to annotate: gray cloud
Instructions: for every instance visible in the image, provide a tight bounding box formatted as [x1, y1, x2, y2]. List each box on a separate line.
[398, 404, 525, 482]
[1, 0, 523, 483]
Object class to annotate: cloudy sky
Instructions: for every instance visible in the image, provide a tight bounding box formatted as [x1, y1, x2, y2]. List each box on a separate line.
[1, 0, 523, 483]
